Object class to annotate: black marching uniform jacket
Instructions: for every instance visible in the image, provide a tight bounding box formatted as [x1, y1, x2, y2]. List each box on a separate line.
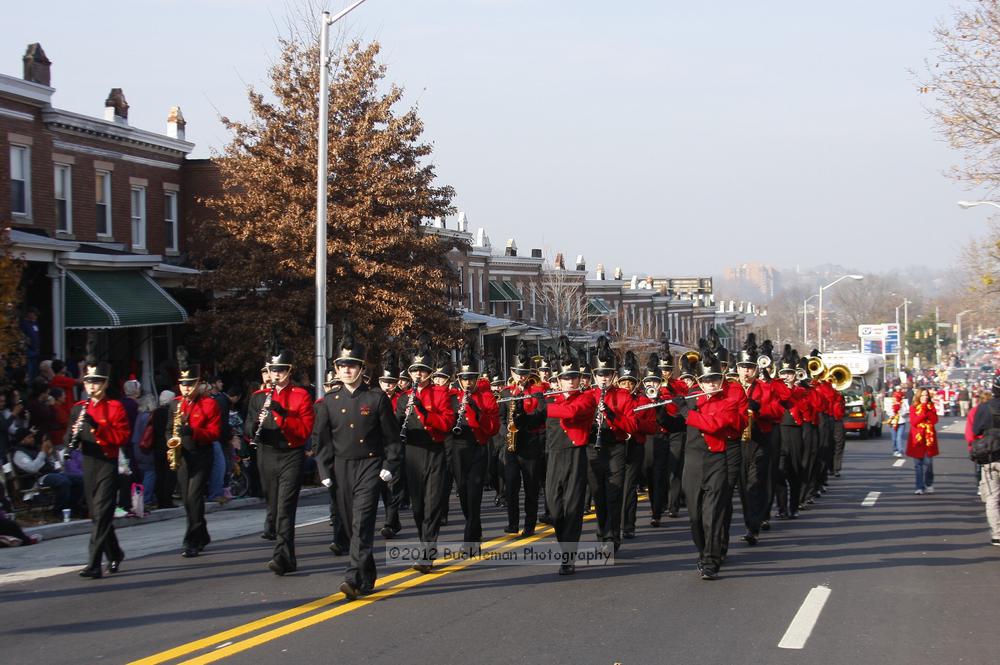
[314, 383, 403, 477]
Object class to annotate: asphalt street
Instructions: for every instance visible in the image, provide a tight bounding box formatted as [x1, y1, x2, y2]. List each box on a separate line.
[2, 417, 998, 665]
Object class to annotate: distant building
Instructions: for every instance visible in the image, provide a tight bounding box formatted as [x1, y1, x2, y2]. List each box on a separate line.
[723, 263, 779, 299]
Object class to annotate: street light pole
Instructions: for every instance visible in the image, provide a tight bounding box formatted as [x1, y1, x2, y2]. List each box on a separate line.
[816, 274, 864, 353]
[957, 309, 974, 357]
[958, 200, 1000, 210]
[802, 294, 818, 346]
[315, 0, 370, 392]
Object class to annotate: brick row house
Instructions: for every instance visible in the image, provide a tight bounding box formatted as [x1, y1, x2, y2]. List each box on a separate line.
[2, 44, 196, 392]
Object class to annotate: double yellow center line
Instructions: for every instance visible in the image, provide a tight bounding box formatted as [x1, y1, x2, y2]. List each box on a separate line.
[129, 514, 597, 665]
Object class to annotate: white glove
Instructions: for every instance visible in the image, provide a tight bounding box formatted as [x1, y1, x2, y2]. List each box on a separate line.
[379, 469, 393, 483]
[321, 477, 332, 488]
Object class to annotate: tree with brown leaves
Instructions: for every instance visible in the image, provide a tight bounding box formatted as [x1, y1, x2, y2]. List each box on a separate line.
[192, 38, 459, 375]
[0, 228, 26, 377]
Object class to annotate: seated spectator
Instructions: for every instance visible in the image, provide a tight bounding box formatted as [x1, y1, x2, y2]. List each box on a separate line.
[25, 378, 56, 439]
[11, 428, 84, 517]
[0, 480, 42, 547]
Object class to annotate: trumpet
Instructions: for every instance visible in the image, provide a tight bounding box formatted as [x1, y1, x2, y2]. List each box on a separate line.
[795, 368, 808, 382]
[644, 383, 660, 399]
[757, 356, 772, 370]
[632, 388, 723, 412]
[497, 386, 584, 403]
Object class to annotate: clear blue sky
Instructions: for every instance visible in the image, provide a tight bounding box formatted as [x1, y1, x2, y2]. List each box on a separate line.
[3, 0, 986, 276]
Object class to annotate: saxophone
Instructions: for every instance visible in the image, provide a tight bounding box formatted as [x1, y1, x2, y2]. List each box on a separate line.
[505, 383, 519, 454]
[67, 403, 89, 450]
[167, 399, 187, 471]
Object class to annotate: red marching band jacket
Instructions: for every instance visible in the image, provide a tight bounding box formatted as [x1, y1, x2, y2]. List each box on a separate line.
[452, 379, 500, 445]
[542, 389, 599, 446]
[252, 385, 316, 447]
[174, 395, 221, 446]
[403, 383, 456, 444]
[687, 391, 742, 453]
[590, 386, 642, 444]
[71, 397, 130, 459]
[739, 379, 782, 434]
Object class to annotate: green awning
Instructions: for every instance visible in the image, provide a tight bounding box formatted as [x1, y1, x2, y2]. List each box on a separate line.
[65, 270, 188, 329]
[587, 297, 612, 315]
[714, 324, 733, 340]
[488, 281, 522, 302]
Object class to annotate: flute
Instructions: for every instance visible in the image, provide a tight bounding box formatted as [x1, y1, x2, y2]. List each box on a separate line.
[632, 388, 723, 412]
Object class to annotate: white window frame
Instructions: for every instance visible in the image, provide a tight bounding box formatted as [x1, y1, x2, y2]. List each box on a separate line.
[10, 144, 31, 218]
[130, 185, 146, 249]
[164, 190, 178, 252]
[95, 170, 112, 237]
[54, 163, 72, 234]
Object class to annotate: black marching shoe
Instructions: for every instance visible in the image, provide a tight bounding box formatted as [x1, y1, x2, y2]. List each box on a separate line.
[267, 559, 289, 576]
[504, 525, 519, 534]
[522, 526, 535, 537]
[558, 562, 575, 576]
[182, 548, 199, 558]
[412, 563, 433, 574]
[339, 581, 360, 601]
[700, 566, 720, 581]
[260, 532, 277, 541]
[379, 526, 397, 539]
[742, 532, 758, 546]
[329, 542, 346, 556]
[650, 517, 661, 528]
[667, 511, 679, 519]
[623, 530, 636, 540]
[760, 520, 771, 531]
[79, 567, 102, 579]
[107, 556, 124, 574]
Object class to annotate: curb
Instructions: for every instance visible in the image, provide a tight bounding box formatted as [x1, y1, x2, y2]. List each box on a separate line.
[26, 486, 329, 541]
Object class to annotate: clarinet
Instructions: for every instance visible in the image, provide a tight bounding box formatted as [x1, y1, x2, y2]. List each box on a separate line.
[67, 402, 89, 450]
[400, 385, 417, 444]
[594, 384, 609, 452]
[251, 383, 275, 448]
[453, 388, 472, 435]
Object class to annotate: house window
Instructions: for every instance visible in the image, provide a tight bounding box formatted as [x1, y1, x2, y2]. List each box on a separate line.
[10, 145, 30, 216]
[95, 170, 112, 236]
[130, 186, 146, 249]
[54, 164, 72, 233]
[164, 191, 178, 252]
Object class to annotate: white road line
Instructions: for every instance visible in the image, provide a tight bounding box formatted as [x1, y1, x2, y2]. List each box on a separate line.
[295, 517, 329, 528]
[0, 565, 79, 586]
[214, 642, 234, 650]
[861, 491, 881, 507]
[778, 585, 832, 649]
[892, 459, 905, 468]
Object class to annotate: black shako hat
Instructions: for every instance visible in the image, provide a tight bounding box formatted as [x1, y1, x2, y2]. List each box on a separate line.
[737, 333, 759, 367]
[334, 320, 365, 365]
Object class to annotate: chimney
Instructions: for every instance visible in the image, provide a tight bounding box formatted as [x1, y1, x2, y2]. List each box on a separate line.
[596, 263, 605, 280]
[474, 228, 491, 249]
[613, 266, 623, 280]
[575, 255, 585, 271]
[531, 248, 542, 259]
[104, 88, 129, 124]
[554, 252, 565, 269]
[433, 216, 446, 229]
[167, 106, 186, 140]
[22, 43, 51, 86]
[629, 275, 638, 289]
[457, 211, 468, 233]
[505, 239, 517, 257]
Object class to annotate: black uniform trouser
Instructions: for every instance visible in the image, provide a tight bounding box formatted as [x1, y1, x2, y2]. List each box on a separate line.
[621, 441, 645, 534]
[586, 441, 626, 545]
[329, 484, 350, 551]
[378, 466, 404, 535]
[666, 432, 685, 515]
[765, 429, 780, 518]
[449, 441, 486, 543]
[800, 423, 819, 504]
[832, 419, 846, 475]
[438, 443, 453, 524]
[177, 446, 213, 550]
[547, 445, 588, 557]
[335, 456, 382, 591]
[818, 413, 833, 486]
[486, 437, 506, 497]
[83, 454, 123, 572]
[776, 425, 803, 516]
[405, 443, 447, 565]
[721, 440, 742, 558]
[738, 433, 770, 535]
[504, 448, 542, 531]
[643, 435, 670, 521]
[681, 435, 730, 572]
[153, 442, 176, 507]
[259, 445, 305, 569]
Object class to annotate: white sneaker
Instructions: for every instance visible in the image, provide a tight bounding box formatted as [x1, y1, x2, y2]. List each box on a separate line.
[926, 486, 935, 494]
[914, 489, 924, 495]
[113, 507, 128, 518]
[893, 451, 903, 458]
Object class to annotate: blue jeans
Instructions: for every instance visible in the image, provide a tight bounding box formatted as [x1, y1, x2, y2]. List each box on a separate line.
[142, 469, 156, 504]
[208, 441, 225, 500]
[892, 423, 909, 454]
[39, 472, 84, 511]
[914, 456, 934, 491]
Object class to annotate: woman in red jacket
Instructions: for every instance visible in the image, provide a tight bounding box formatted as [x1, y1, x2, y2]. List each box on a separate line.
[907, 388, 939, 495]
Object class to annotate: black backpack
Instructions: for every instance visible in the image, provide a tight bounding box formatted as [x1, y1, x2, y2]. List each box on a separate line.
[971, 401, 1000, 464]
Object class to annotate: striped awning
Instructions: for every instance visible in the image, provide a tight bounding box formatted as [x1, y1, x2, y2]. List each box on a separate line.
[65, 270, 188, 329]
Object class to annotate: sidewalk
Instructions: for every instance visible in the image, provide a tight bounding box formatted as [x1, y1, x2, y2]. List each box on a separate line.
[0, 489, 332, 586]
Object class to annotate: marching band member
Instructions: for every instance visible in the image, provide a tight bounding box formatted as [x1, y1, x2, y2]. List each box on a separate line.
[485, 357, 507, 509]
[662, 346, 692, 519]
[641, 353, 671, 527]
[618, 351, 655, 540]
[672, 346, 741, 580]
[500, 342, 545, 536]
[797, 357, 821, 510]
[396, 334, 455, 573]
[66, 353, 129, 579]
[316, 369, 350, 556]
[431, 351, 454, 528]
[313, 323, 402, 599]
[448, 344, 500, 547]
[245, 347, 315, 575]
[376, 349, 404, 540]
[169, 349, 221, 559]
[513, 337, 597, 575]
[771, 348, 808, 519]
